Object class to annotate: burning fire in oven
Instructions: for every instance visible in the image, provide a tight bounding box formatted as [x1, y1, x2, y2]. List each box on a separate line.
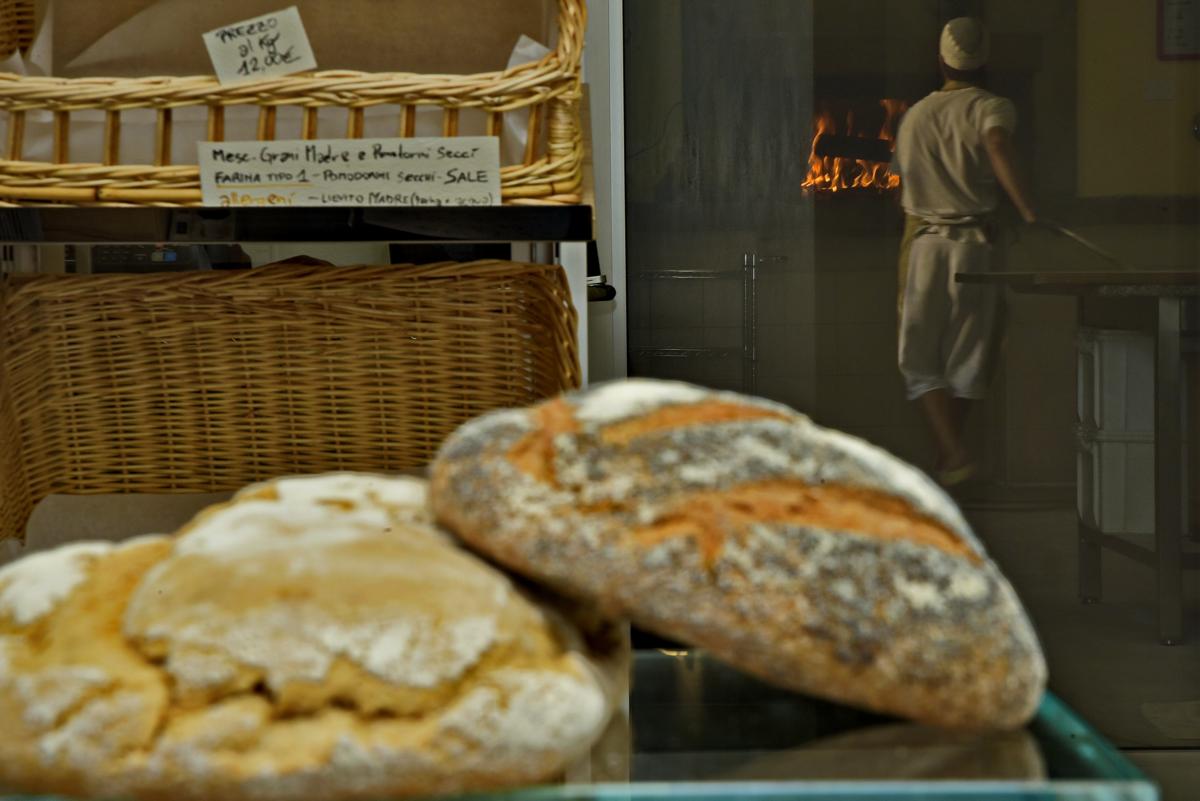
[802, 99, 909, 193]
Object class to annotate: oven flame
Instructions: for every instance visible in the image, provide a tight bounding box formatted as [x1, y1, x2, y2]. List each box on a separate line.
[802, 99, 908, 193]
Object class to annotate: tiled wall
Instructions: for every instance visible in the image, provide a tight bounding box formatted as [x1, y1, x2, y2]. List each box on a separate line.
[997, 293, 1078, 486]
[810, 203, 937, 471]
[754, 265, 819, 415]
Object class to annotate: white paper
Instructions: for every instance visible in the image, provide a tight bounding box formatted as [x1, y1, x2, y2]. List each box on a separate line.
[503, 35, 552, 166]
[198, 137, 501, 207]
[202, 6, 317, 85]
[1161, 0, 1200, 57]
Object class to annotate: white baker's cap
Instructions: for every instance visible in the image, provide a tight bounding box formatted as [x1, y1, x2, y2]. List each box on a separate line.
[940, 17, 989, 70]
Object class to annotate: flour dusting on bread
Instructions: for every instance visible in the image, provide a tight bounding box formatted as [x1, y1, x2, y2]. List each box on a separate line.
[431, 379, 1046, 730]
[0, 474, 617, 801]
[0, 542, 113, 625]
[571, 379, 710, 425]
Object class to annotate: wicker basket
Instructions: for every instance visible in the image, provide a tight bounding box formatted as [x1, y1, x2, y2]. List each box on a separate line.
[0, 0, 31, 61]
[0, 260, 580, 542]
[0, 0, 585, 207]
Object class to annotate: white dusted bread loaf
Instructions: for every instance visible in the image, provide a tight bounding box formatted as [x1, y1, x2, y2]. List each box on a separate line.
[0, 473, 616, 800]
[430, 380, 1047, 730]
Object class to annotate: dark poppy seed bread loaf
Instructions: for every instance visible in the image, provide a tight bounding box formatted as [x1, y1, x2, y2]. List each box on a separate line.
[430, 379, 1046, 730]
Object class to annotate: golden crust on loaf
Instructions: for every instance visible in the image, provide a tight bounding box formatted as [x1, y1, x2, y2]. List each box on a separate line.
[0, 537, 172, 798]
[0, 473, 615, 800]
[430, 380, 1047, 730]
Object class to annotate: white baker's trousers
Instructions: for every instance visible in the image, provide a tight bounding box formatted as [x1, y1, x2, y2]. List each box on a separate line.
[898, 233, 1000, 401]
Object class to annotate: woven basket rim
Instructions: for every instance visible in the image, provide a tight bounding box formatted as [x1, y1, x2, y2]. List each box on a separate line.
[0, 62, 575, 90]
[1, 258, 565, 285]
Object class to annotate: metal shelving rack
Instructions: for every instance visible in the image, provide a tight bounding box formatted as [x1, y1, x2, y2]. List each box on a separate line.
[628, 253, 791, 395]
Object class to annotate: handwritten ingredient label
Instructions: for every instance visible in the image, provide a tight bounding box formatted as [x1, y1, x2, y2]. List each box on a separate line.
[198, 137, 502, 207]
[1161, 0, 1200, 58]
[203, 7, 317, 84]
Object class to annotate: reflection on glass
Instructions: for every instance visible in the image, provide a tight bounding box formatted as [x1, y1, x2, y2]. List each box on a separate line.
[624, 2, 1197, 797]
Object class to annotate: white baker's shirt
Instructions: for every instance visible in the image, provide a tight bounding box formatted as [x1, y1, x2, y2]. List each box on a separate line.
[894, 85, 1017, 224]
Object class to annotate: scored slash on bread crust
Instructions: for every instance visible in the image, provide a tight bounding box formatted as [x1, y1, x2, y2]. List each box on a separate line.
[430, 379, 1047, 731]
[0, 474, 617, 801]
[626, 480, 979, 569]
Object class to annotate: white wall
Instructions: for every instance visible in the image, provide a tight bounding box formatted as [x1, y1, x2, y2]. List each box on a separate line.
[583, 0, 628, 381]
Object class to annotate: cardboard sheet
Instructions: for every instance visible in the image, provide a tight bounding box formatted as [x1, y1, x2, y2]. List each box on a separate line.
[46, 0, 558, 77]
[9, 2, 558, 168]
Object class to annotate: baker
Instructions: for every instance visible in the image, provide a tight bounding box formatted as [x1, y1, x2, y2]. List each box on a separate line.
[894, 17, 1037, 486]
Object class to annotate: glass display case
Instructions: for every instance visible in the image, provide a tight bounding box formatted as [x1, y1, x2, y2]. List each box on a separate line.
[0, 0, 1193, 798]
[0, 650, 1155, 801]
[473, 650, 1155, 801]
[0, 209, 1161, 801]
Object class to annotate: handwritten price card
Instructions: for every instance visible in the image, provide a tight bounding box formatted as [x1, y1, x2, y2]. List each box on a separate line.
[198, 137, 502, 207]
[1160, 0, 1200, 58]
[203, 7, 317, 84]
